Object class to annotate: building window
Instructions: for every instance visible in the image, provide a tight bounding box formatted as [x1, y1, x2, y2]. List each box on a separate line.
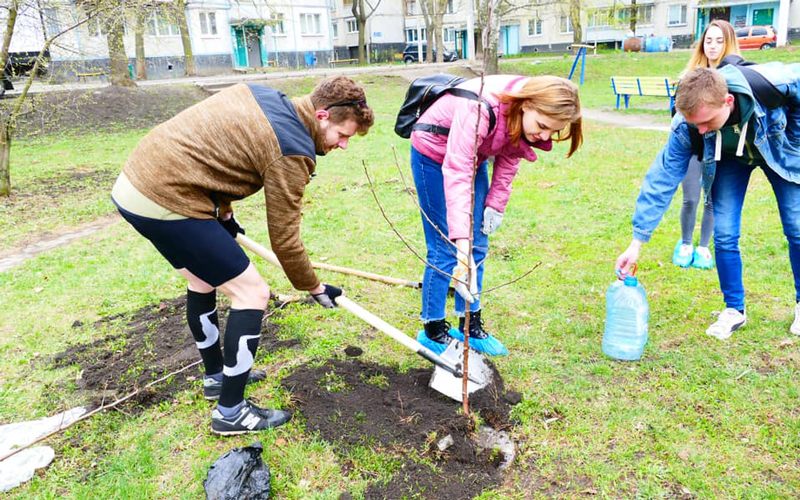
[638, 5, 653, 25]
[528, 15, 542, 36]
[560, 16, 573, 34]
[199, 12, 217, 36]
[43, 8, 61, 37]
[668, 5, 687, 26]
[405, 28, 426, 42]
[147, 12, 179, 37]
[443, 27, 456, 42]
[406, 0, 418, 16]
[87, 16, 105, 37]
[270, 13, 285, 35]
[332, 21, 339, 38]
[300, 13, 321, 35]
[445, 0, 454, 14]
[347, 19, 358, 33]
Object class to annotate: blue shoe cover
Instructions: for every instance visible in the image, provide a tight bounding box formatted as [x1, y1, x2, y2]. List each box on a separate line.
[449, 329, 509, 356]
[690, 249, 714, 269]
[416, 329, 451, 355]
[672, 240, 693, 268]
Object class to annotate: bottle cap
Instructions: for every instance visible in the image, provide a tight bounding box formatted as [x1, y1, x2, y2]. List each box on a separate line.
[624, 276, 638, 286]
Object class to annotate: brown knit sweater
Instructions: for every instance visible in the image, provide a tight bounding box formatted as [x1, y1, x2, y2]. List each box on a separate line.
[123, 83, 327, 291]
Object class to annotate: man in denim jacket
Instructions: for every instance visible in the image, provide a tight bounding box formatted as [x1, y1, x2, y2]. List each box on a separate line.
[616, 63, 800, 340]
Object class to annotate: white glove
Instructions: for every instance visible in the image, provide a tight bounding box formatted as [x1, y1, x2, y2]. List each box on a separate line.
[481, 206, 503, 235]
[453, 252, 478, 304]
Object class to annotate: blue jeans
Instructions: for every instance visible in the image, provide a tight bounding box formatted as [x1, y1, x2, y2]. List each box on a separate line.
[712, 159, 800, 310]
[410, 146, 489, 322]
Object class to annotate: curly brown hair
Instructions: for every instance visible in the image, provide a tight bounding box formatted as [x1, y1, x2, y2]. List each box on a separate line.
[310, 76, 374, 136]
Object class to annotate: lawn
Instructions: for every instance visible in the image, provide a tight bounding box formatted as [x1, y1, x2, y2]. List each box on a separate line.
[0, 49, 798, 499]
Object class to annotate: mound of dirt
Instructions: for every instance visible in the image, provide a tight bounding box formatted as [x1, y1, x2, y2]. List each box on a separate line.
[13, 84, 210, 138]
[50, 296, 299, 411]
[282, 356, 521, 499]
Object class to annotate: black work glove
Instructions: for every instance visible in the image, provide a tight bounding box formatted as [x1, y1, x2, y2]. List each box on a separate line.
[311, 284, 343, 308]
[219, 213, 245, 238]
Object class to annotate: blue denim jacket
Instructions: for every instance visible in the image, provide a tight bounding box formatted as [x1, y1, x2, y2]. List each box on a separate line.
[632, 62, 800, 242]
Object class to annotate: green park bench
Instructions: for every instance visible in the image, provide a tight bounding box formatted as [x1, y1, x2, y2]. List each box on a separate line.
[75, 69, 106, 82]
[329, 58, 358, 67]
[610, 76, 677, 110]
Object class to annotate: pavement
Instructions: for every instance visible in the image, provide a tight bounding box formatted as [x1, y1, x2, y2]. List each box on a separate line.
[3, 60, 477, 97]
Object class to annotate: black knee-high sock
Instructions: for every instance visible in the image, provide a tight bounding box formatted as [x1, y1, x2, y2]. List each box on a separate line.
[219, 309, 264, 408]
[186, 289, 224, 376]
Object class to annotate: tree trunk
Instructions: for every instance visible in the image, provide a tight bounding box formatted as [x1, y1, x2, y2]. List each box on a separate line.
[433, 0, 447, 63]
[0, 1, 18, 77]
[629, 0, 638, 34]
[134, 9, 147, 80]
[104, 16, 135, 86]
[0, 2, 18, 196]
[484, 0, 499, 74]
[175, 0, 195, 76]
[0, 124, 10, 196]
[353, 0, 365, 64]
[570, 0, 583, 44]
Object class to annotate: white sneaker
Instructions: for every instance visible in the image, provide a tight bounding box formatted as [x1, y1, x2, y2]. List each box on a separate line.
[791, 303, 800, 336]
[706, 308, 746, 340]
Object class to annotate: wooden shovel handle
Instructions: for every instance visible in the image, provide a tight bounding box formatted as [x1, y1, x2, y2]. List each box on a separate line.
[235, 234, 423, 353]
[235, 234, 420, 288]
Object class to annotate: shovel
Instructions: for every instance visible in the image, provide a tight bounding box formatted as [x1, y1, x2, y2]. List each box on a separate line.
[235, 234, 493, 402]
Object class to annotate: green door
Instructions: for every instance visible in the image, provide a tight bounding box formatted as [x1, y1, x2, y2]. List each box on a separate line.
[231, 27, 247, 68]
[752, 9, 773, 26]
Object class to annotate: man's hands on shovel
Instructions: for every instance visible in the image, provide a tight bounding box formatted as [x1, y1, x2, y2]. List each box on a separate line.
[310, 284, 343, 308]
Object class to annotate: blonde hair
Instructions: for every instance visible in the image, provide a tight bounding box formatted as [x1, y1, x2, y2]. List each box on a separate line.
[682, 20, 740, 75]
[497, 76, 583, 157]
[675, 67, 729, 116]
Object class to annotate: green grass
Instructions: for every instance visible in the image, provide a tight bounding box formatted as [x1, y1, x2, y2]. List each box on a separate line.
[2, 58, 800, 499]
[500, 45, 800, 110]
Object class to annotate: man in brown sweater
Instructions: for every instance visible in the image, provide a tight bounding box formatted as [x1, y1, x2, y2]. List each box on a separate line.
[111, 76, 374, 435]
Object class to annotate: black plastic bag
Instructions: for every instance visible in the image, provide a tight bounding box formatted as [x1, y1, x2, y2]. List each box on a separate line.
[204, 441, 271, 500]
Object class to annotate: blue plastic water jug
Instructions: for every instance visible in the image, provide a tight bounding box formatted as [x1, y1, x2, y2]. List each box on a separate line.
[602, 272, 649, 360]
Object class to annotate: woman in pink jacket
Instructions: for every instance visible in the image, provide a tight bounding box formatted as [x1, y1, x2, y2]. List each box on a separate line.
[410, 74, 582, 355]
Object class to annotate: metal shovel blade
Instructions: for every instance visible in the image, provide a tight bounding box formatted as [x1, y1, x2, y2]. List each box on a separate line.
[429, 339, 493, 402]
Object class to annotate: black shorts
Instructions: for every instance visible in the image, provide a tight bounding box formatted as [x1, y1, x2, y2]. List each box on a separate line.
[114, 202, 250, 287]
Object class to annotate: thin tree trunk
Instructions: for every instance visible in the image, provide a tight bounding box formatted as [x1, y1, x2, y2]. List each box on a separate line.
[0, 1, 18, 76]
[630, 0, 638, 34]
[134, 9, 147, 80]
[0, 2, 18, 196]
[484, 0, 499, 74]
[570, 0, 582, 44]
[104, 16, 135, 86]
[175, 0, 195, 76]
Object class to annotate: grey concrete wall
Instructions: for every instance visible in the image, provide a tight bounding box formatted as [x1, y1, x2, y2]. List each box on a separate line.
[50, 54, 233, 82]
[519, 42, 573, 54]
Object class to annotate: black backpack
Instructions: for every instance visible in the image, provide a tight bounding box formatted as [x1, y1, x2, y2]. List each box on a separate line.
[394, 73, 496, 138]
[675, 55, 789, 157]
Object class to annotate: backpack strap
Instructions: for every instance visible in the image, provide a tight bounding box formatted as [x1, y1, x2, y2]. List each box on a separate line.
[412, 87, 497, 136]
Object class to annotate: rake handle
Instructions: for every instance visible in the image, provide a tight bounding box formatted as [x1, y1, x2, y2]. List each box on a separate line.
[235, 235, 419, 289]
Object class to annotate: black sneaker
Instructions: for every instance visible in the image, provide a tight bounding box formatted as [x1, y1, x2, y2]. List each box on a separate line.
[424, 319, 453, 344]
[211, 400, 292, 436]
[458, 310, 489, 340]
[203, 369, 268, 400]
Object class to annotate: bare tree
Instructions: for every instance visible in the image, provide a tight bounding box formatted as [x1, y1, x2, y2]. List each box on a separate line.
[103, 11, 134, 86]
[420, 0, 449, 63]
[134, 7, 147, 79]
[173, 0, 194, 76]
[418, 0, 434, 62]
[569, 0, 582, 45]
[0, 1, 105, 195]
[351, 0, 382, 64]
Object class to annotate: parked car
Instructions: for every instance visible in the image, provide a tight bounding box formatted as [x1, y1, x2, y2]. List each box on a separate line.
[735, 25, 777, 50]
[402, 43, 459, 64]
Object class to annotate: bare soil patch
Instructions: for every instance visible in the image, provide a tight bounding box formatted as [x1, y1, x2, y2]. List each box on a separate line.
[283, 356, 521, 499]
[48, 296, 300, 412]
[12, 84, 211, 139]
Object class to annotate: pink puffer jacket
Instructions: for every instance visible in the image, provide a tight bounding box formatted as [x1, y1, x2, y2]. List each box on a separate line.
[411, 74, 552, 240]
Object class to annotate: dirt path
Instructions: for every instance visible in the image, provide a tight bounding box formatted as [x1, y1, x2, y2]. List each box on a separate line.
[582, 108, 671, 132]
[0, 215, 120, 273]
